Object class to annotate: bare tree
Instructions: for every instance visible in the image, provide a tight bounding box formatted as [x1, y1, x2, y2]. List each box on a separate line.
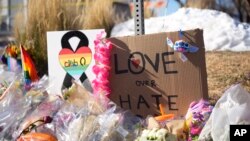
[174, 0, 250, 23]
[175, 0, 185, 7]
[217, 0, 250, 23]
[174, 0, 215, 9]
[185, 0, 215, 9]
[233, 0, 250, 22]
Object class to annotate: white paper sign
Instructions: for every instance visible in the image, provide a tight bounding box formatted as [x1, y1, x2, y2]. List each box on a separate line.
[47, 29, 104, 94]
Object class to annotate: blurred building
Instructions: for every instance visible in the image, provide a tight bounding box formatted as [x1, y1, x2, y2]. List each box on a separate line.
[0, 0, 27, 34]
[0, 0, 26, 47]
[113, 0, 132, 22]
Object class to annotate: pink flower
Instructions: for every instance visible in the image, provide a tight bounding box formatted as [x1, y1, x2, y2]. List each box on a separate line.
[190, 126, 202, 135]
[92, 31, 112, 97]
[92, 65, 102, 74]
[97, 71, 109, 80]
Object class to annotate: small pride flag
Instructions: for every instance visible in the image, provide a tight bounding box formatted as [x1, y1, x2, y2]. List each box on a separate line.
[2, 45, 21, 72]
[20, 45, 39, 85]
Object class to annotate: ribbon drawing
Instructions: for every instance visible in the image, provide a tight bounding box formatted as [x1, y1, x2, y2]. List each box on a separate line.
[59, 30, 92, 89]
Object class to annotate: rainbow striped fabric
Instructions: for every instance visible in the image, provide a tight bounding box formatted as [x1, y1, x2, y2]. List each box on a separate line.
[2, 45, 21, 72]
[20, 45, 39, 85]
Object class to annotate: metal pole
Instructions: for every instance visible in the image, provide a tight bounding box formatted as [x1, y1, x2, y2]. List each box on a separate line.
[133, 0, 145, 35]
[7, 0, 11, 31]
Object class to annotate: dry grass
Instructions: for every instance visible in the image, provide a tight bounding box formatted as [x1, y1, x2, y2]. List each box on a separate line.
[14, 0, 115, 76]
[206, 51, 250, 104]
[83, 0, 114, 33]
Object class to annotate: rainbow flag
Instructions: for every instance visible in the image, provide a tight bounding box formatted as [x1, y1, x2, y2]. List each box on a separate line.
[20, 45, 39, 85]
[2, 45, 21, 72]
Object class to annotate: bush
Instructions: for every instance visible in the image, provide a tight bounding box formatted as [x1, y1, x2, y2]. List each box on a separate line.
[14, 0, 115, 76]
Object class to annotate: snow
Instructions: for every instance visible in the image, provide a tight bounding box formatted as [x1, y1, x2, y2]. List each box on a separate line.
[111, 8, 250, 51]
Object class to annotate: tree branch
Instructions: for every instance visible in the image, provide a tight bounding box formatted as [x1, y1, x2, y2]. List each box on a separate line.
[174, 0, 185, 7]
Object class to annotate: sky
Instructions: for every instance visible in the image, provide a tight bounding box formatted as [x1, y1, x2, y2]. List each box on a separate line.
[165, 0, 181, 15]
[154, 0, 181, 16]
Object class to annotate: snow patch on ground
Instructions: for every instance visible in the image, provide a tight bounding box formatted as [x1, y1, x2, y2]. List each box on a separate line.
[111, 8, 250, 51]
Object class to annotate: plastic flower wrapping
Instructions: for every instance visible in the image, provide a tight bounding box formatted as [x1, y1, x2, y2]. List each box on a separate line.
[185, 99, 213, 141]
[0, 74, 51, 140]
[0, 70, 141, 140]
[0, 35, 142, 141]
[6, 31, 248, 141]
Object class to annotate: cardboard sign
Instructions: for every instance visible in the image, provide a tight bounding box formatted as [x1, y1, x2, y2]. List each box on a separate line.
[109, 29, 208, 117]
[47, 29, 103, 94]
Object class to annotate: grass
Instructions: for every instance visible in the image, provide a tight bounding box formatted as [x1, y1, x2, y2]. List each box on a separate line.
[14, 0, 115, 76]
[206, 51, 250, 104]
